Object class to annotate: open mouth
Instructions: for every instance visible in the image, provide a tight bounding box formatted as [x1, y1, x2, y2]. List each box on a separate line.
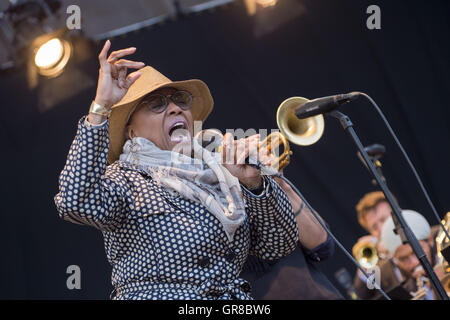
[168, 120, 189, 142]
[169, 121, 187, 136]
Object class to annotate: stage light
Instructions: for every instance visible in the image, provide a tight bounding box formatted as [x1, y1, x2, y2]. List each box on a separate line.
[256, 0, 278, 8]
[33, 37, 72, 78]
[34, 38, 63, 69]
[245, 0, 278, 16]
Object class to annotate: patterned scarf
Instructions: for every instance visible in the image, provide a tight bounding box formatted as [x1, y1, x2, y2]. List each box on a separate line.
[119, 134, 246, 242]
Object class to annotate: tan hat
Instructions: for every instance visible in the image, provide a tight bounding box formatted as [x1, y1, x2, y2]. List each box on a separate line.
[107, 66, 214, 164]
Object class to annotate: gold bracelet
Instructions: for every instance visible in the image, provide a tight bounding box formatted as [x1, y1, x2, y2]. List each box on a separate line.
[89, 101, 111, 117]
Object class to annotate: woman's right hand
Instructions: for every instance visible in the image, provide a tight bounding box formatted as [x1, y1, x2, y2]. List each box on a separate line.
[91, 40, 145, 117]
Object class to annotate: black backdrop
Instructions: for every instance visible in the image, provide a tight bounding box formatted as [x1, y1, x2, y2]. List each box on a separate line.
[0, 0, 449, 299]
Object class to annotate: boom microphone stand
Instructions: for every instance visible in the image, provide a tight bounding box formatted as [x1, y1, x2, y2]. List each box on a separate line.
[329, 110, 449, 300]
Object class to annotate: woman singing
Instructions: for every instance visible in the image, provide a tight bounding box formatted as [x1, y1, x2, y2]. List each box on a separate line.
[54, 41, 298, 299]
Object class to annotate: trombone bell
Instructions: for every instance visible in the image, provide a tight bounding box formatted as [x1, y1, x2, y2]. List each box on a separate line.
[276, 97, 325, 146]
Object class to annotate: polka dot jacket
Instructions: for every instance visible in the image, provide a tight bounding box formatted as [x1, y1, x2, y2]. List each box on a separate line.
[54, 117, 298, 300]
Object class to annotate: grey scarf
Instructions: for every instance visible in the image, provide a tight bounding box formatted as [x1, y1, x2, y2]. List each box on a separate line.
[119, 135, 246, 242]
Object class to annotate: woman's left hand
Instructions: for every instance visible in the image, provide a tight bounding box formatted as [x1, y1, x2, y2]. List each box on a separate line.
[221, 133, 263, 189]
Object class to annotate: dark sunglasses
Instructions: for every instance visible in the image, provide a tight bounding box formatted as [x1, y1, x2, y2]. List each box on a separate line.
[140, 90, 193, 113]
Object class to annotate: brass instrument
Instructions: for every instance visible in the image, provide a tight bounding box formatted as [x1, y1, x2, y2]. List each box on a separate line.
[352, 240, 379, 269]
[276, 97, 325, 147]
[411, 267, 429, 300]
[256, 96, 325, 171]
[440, 273, 450, 295]
[200, 130, 293, 171]
[435, 212, 450, 294]
[203, 96, 325, 172]
[411, 212, 450, 299]
[258, 131, 292, 171]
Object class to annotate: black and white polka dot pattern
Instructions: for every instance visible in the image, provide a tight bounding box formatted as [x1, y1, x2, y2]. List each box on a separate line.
[54, 117, 298, 300]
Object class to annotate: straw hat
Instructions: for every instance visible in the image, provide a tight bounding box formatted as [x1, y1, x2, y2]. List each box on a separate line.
[107, 66, 214, 164]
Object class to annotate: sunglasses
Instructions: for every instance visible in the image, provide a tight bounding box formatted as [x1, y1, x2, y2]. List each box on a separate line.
[140, 90, 193, 113]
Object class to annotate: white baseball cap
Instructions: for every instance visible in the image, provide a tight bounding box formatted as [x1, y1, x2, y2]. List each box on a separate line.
[380, 209, 430, 256]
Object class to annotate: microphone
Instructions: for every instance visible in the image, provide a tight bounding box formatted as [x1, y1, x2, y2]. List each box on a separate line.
[295, 92, 360, 119]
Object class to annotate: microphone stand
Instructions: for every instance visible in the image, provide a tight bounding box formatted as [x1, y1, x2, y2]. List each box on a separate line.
[329, 110, 449, 300]
[357, 149, 386, 187]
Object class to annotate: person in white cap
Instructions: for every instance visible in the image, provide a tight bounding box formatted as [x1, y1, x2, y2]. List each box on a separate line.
[378, 210, 436, 299]
[354, 209, 442, 299]
[381, 210, 432, 275]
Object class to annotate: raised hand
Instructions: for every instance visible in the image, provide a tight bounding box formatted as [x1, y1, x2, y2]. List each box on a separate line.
[92, 40, 145, 114]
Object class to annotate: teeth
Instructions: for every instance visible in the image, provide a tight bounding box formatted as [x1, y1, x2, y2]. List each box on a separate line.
[169, 121, 186, 136]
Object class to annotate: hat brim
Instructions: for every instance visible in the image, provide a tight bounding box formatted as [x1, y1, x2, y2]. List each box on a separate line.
[107, 79, 213, 164]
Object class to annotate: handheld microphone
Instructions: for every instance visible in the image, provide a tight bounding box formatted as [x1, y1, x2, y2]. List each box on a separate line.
[295, 92, 360, 119]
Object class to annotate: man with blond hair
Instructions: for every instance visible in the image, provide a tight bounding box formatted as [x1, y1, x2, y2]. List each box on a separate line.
[356, 191, 393, 240]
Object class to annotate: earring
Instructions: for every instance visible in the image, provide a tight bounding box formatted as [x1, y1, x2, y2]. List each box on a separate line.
[129, 129, 135, 140]
[129, 137, 140, 166]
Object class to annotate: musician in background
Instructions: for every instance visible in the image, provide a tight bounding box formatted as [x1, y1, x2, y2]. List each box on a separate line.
[351, 191, 392, 295]
[355, 210, 442, 300]
[354, 191, 392, 254]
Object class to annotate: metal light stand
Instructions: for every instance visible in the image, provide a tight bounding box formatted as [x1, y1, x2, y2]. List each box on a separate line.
[329, 110, 449, 300]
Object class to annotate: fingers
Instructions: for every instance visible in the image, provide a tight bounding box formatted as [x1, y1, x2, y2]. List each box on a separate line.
[222, 134, 260, 165]
[115, 59, 145, 86]
[235, 135, 258, 164]
[123, 71, 142, 89]
[222, 133, 234, 165]
[115, 59, 145, 69]
[98, 41, 144, 71]
[107, 47, 137, 63]
[240, 135, 260, 165]
[221, 134, 267, 167]
[118, 67, 127, 88]
[98, 40, 111, 69]
[412, 268, 425, 279]
[259, 152, 276, 168]
[235, 139, 248, 165]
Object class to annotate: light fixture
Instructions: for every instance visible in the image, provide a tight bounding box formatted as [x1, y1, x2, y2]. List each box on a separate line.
[0, 0, 73, 78]
[245, 0, 278, 16]
[33, 37, 72, 78]
[256, 0, 278, 8]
